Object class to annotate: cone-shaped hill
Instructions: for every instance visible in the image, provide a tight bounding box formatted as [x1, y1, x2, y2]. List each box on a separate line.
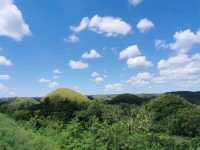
[42, 88, 89, 104]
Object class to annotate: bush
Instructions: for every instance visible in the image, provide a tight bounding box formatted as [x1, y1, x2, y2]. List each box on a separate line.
[170, 107, 200, 137]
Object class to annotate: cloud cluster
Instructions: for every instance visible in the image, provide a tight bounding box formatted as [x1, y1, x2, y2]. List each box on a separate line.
[82, 49, 101, 59]
[0, 0, 31, 40]
[156, 53, 200, 84]
[69, 60, 88, 69]
[0, 56, 12, 66]
[38, 78, 59, 88]
[105, 83, 123, 92]
[71, 15, 132, 37]
[169, 29, 200, 53]
[129, 0, 143, 6]
[152, 28, 200, 86]
[127, 72, 152, 85]
[119, 45, 141, 60]
[127, 56, 152, 68]
[137, 18, 154, 33]
[91, 72, 106, 84]
[155, 39, 169, 50]
[119, 44, 152, 68]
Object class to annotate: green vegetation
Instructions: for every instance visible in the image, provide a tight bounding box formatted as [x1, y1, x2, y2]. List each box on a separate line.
[43, 88, 89, 103]
[0, 89, 200, 149]
[108, 93, 148, 105]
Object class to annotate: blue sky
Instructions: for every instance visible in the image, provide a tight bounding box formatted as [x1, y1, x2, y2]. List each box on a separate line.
[0, 0, 200, 97]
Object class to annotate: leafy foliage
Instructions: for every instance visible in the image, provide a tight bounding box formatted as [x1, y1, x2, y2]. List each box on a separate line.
[0, 89, 200, 149]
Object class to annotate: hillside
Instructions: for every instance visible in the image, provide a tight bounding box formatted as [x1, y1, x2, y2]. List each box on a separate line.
[0, 89, 200, 149]
[168, 91, 200, 105]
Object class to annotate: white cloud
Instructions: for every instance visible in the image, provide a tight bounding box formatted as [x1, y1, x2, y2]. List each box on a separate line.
[53, 69, 61, 74]
[127, 72, 153, 85]
[38, 78, 59, 89]
[0, 0, 31, 40]
[38, 78, 51, 83]
[69, 60, 88, 69]
[91, 72, 99, 78]
[155, 39, 169, 50]
[71, 17, 89, 33]
[127, 56, 153, 68]
[94, 77, 104, 84]
[105, 83, 123, 92]
[169, 29, 200, 53]
[82, 49, 101, 59]
[65, 34, 79, 43]
[137, 18, 154, 33]
[156, 53, 200, 84]
[0, 56, 12, 66]
[0, 75, 10, 80]
[48, 81, 59, 88]
[71, 15, 132, 37]
[129, 0, 143, 6]
[91, 72, 105, 84]
[119, 44, 141, 60]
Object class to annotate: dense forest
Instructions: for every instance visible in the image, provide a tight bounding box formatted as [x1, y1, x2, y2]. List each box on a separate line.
[0, 88, 200, 150]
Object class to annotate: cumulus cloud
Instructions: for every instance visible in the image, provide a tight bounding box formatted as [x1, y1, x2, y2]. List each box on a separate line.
[69, 60, 88, 69]
[127, 72, 153, 85]
[137, 18, 154, 33]
[129, 0, 143, 6]
[0, 56, 12, 66]
[71, 17, 89, 33]
[155, 39, 169, 50]
[169, 29, 200, 53]
[38, 78, 59, 88]
[0, 74, 10, 80]
[119, 44, 141, 60]
[155, 53, 200, 84]
[65, 34, 79, 43]
[91, 72, 105, 84]
[127, 56, 153, 68]
[0, 0, 31, 40]
[91, 72, 99, 78]
[82, 49, 101, 59]
[105, 83, 123, 92]
[71, 15, 132, 37]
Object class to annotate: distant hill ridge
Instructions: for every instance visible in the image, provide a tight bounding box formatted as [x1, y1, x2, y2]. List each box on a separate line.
[1, 90, 200, 105]
[167, 91, 200, 105]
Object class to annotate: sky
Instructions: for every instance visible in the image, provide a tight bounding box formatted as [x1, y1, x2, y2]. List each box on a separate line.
[0, 0, 200, 97]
